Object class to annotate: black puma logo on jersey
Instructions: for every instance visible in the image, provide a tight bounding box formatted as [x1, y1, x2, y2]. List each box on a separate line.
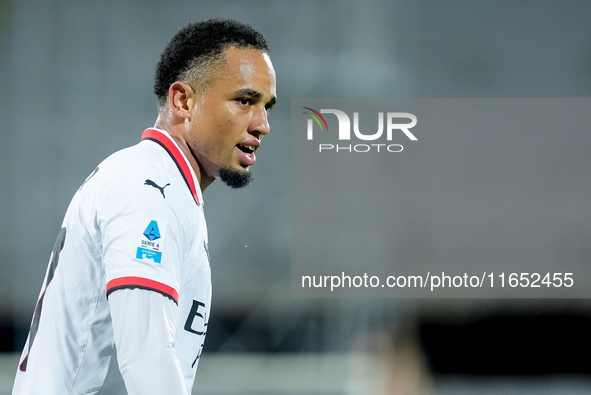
[144, 179, 170, 198]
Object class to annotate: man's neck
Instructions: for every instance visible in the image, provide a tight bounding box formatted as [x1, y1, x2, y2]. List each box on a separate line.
[153, 114, 214, 193]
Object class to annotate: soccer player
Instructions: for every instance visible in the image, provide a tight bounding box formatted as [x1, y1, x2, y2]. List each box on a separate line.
[12, 19, 277, 395]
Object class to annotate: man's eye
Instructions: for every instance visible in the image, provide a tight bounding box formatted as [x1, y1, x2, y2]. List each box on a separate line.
[237, 98, 251, 106]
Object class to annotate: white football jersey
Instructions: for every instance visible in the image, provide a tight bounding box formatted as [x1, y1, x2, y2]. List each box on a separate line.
[13, 128, 211, 394]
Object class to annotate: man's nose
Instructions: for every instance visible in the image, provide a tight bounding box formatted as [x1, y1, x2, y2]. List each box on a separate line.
[249, 106, 270, 138]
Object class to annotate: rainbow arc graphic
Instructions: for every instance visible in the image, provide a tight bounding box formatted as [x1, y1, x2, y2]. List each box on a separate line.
[302, 107, 329, 133]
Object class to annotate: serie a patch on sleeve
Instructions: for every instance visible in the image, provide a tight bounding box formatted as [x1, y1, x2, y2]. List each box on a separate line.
[135, 218, 167, 264]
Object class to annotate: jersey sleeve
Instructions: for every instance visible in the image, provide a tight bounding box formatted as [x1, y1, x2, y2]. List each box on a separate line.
[108, 288, 188, 395]
[96, 168, 188, 303]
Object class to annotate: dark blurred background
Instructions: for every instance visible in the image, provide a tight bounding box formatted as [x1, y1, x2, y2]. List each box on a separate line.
[1, 0, 591, 393]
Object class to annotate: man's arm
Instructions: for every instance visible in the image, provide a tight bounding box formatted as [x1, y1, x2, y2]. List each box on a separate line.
[108, 288, 188, 395]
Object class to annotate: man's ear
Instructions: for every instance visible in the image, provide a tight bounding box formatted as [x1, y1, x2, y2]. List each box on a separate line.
[168, 81, 194, 119]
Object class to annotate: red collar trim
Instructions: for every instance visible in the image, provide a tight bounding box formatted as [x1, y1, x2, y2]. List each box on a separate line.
[141, 128, 201, 206]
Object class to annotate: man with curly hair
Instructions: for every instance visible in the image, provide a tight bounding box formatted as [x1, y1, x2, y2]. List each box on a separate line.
[13, 19, 277, 395]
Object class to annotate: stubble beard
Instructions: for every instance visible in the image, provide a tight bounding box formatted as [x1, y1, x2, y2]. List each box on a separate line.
[186, 139, 253, 189]
[219, 167, 253, 189]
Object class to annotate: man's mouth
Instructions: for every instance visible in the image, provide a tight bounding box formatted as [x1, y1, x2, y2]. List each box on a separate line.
[235, 143, 257, 166]
[236, 143, 255, 155]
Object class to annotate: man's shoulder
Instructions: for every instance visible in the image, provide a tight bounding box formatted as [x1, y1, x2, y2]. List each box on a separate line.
[86, 140, 198, 214]
[100, 139, 165, 172]
[89, 140, 174, 189]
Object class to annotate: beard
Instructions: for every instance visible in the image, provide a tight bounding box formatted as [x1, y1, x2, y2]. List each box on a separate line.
[219, 167, 253, 189]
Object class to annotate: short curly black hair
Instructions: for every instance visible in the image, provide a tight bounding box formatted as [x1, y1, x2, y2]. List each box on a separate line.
[154, 19, 269, 108]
